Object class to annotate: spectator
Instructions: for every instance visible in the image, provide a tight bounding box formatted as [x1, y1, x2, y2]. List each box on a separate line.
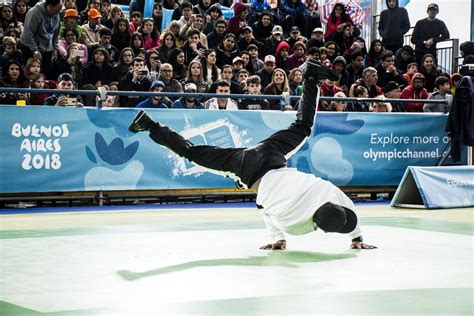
[44, 72, 82, 106]
[157, 62, 183, 98]
[236, 68, 249, 92]
[306, 27, 325, 50]
[19, 0, 62, 80]
[371, 95, 392, 112]
[306, 0, 322, 37]
[130, 32, 144, 58]
[449, 73, 462, 96]
[324, 3, 354, 41]
[342, 36, 367, 62]
[349, 67, 383, 98]
[104, 6, 124, 30]
[248, 0, 271, 25]
[330, 91, 347, 112]
[204, 80, 239, 110]
[165, 21, 183, 47]
[128, 11, 142, 33]
[400, 72, 428, 112]
[193, 0, 212, 20]
[183, 59, 209, 94]
[423, 75, 452, 113]
[88, 27, 119, 63]
[286, 26, 305, 51]
[246, 44, 264, 75]
[275, 41, 291, 73]
[376, 50, 407, 88]
[129, 0, 145, 17]
[59, 9, 84, 41]
[332, 56, 349, 95]
[136, 80, 172, 108]
[168, 48, 187, 82]
[238, 74, 270, 110]
[82, 8, 105, 47]
[118, 57, 152, 107]
[0, 36, 23, 76]
[288, 67, 303, 108]
[1, 4, 24, 36]
[216, 33, 239, 69]
[179, 13, 207, 48]
[264, 25, 284, 56]
[278, 0, 308, 37]
[333, 23, 355, 55]
[176, 2, 194, 29]
[100, 0, 111, 24]
[144, 49, 161, 81]
[257, 55, 276, 91]
[28, 73, 50, 105]
[203, 3, 223, 35]
[112, 47, 134, 82]
[346, 52, 364, 88]
[172, 82, 204, 109]
[79, 0, 101, 24]
[232, 57, 245, 80]
[324, 41, 340, 64]
[378, 0, 410, 54]
[139, 18, 160, 51]
[207, 18, 227, 50]
[403, 61, 418, 86]
[237, 26, 263, 54]
[411, 3, 449, 64]
[201, 48, 221, 83]
[158, 31, 177, 63]
[53, 43, 84, 83]
[320, 79, 343, 110]
[382, 81, 404, 112]
[240, 51, 251, 73]
[58, 28, 88, 63]
[228, 2, 249, 36]
[252, 11, 274, 44]
[347, 85, 369, 112]
[366, 39, 384, 68]
[419, 53, 441, 92]
[13, 0, 29, 24]
[81, 47, 113, 88]
[180, 28, 203, 65]
[24, 57, 42, 79]
[264, 67, 291, 110]
[210, 64, 240, 94]
[394, 45, 415, 74]
[111, 18, 131, 54]
[152, 3, 163, 33]
[0, 60, 29, 105]
[289, 41, 307, 71]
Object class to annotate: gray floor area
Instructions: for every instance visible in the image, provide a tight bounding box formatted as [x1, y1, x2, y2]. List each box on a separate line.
[0, 204, 473, 315]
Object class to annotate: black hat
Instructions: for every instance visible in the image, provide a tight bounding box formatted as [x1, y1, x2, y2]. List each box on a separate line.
[57, 73, 74, 83]
[427, 3, 439, 11]
[290, 26, 300, 33]
[383, 81, 400, 93]
[314, 202, 358, 233]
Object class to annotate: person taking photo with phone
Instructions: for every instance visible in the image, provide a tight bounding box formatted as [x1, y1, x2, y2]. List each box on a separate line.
[44, 72, 83, 106]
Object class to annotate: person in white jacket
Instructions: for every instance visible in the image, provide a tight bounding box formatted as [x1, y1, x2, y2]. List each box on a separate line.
[129, 59, 377, 250]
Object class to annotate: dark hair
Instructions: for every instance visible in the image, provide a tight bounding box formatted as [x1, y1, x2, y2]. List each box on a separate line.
[215, 80, 230, 88]
[380, 50, 394, 61]
[131, 11, 142, 18]
[180, 2, 192, 10]
[45, 0, 61, 6]
[186, 28, 200, 39]
[140, 18, 159, 41]
[330, 3, 351, 24]
[434, 75, 449, 89]
[201, 48, 219, 82]
[353, 85, 368, 97]
[99, 27, 112, 37]
[62, 27, 78, 39]
[215, 18, 227, 27]
[246, 75, 261, 85]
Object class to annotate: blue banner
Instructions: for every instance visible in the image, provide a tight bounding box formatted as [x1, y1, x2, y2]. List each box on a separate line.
[392, 166, 474, 209]
[0, 106, 465, 193]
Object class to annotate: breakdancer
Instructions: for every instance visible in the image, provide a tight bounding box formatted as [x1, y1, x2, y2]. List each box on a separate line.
[129, 59, 377, 250]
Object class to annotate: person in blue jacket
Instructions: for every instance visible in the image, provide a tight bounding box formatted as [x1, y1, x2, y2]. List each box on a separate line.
[136, 80, 172, 108]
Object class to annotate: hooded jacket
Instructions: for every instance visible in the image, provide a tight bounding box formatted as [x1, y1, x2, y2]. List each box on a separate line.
[378, 0, 410, 46]
[228, 3, 249, 36]
[400, 72, 429, 112]
[19, 2, 60, 53]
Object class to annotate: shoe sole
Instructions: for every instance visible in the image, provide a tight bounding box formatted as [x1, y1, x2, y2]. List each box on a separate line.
[306, 60, 340, 82]
[128, 109, 146, 132]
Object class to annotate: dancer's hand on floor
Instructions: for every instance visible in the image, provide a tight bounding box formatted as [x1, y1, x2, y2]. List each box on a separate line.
[351, 241, 377, 249]
[260, 240, 286, 250]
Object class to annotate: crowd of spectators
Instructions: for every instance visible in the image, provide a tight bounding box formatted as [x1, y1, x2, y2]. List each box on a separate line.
[0, 0, 472, 112]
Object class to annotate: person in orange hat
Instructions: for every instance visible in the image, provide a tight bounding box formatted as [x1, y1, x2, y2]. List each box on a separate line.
[82, 8, 105, 46]
[59, 9, 84, 40]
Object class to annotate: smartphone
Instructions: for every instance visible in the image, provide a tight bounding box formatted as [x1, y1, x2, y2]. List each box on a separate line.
[65, 97, 77, 106]
[72, 49, 84, 57]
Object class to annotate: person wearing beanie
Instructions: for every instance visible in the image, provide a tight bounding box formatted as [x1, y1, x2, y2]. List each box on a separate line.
[128, 60, 376, 251]
[378, 0, 410, 54]
[383, 81, 404, 112]
[332, 55, 350, 94]
[136, 80, 172, 108]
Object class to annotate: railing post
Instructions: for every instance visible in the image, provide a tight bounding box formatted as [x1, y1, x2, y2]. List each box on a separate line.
[451, 38, 459, 73]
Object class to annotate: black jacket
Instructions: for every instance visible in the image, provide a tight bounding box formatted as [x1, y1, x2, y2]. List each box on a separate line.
[118, 72, 152, 107]
[378, 0, 410, 46]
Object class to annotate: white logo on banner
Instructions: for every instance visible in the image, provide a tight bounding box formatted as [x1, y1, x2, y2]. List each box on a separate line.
[11, 123, 69, 170]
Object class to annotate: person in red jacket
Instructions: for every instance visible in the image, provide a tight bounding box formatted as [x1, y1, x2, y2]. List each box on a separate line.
[400, 72, 429, 112]
[324, 3, 355, 41]
[228, 2, 249, 36]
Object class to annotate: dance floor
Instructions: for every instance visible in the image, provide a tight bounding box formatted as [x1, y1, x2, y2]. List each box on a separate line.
[1, 202, 473, 315]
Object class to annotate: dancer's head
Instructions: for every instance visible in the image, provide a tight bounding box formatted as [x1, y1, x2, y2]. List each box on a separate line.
[313, 202, 357, 233]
